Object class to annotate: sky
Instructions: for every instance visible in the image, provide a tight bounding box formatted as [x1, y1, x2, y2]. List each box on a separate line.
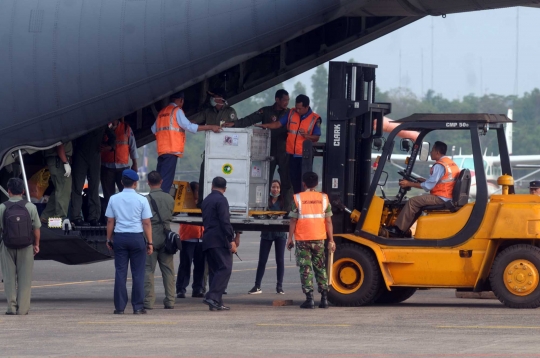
[284, 6, 540, 100]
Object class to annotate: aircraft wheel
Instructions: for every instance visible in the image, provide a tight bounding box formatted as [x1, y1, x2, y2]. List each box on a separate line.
[374, 287, 417, 305]
[490, 244, 540, 308]
[328, 243, 382, 307]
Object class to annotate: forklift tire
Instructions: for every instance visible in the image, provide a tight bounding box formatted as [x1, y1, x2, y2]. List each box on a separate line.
[374, 287, 417, 305]
[489, 244, 540, 309]
[328, 243, 382, 307]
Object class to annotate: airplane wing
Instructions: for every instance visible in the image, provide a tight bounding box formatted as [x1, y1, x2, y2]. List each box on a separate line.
[511, 156, 540, 168]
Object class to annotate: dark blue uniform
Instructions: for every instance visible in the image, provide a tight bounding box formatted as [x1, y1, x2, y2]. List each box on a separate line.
[201, 190, 234, 305]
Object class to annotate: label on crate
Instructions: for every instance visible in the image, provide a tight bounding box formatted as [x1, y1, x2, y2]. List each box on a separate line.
[223, 135, 238, 146]
[222, 163, 233, 175]
[256, 186, 263, 204]
[251, 165, 262, 177]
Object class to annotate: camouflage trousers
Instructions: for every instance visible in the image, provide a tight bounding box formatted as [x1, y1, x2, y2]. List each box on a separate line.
[295, 240, 328, 294]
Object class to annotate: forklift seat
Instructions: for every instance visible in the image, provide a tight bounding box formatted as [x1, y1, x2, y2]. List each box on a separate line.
[420, 169, 472, 213]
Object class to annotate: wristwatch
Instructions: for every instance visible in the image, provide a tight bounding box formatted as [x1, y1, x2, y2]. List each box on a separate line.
[147, 243, 153, 246]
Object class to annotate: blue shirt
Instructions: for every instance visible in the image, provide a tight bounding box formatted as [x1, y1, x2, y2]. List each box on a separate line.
[151, 103, 199, 135]
[278, 108, 322, 157]
[421, 156, 451, 202]
[105, 188, 153, 233]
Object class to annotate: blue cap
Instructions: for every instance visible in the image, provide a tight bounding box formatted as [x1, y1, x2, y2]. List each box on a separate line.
[122, 169, 139, 181]
[530, 180, 540, 189]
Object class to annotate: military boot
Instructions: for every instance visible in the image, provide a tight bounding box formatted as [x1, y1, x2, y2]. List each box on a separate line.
[319, 290, 329, 309]
[300, 292, 315, 309]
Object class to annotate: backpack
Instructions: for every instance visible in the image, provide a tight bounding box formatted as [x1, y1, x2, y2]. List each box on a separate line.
[2, 201, 34, 249]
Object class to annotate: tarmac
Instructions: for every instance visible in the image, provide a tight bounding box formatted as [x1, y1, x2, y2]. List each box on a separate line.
[1, 229, 540, 357]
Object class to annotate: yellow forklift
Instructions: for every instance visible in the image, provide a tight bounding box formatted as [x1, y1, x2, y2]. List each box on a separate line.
[318, 62, 540, 308]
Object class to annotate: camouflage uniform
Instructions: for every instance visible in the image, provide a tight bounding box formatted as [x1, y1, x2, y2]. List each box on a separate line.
[189, 106, 238, 205]
[233, 105, 293, 211]
[295, 240, 328, 293]
[289, 198, 333, 294]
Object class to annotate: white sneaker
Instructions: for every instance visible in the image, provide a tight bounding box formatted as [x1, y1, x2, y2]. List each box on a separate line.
[248, 286, 262, 294]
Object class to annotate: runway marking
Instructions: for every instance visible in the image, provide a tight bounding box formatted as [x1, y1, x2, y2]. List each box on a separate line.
[256, 323, 351, 327]
[437, 325, 540, 329]
[0, 266, 298, 292]
[78, 321, 177, 325]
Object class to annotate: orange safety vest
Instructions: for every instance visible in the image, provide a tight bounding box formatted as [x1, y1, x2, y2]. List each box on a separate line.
[179, 224, 204, 241]
[101, 122, 132, 165]
[293, 191, 328, 241]
[430, 157, 459, 199]
[155, 104, 186, 157]
[286, 110, 319, 156]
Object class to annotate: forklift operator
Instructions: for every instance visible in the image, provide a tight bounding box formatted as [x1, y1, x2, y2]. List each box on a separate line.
[386, 141, 459, 238]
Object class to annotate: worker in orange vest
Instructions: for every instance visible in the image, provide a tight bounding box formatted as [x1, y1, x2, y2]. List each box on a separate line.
[287, 171, 335, 309]
[386, 141, 459, 237]
[100, 118, 138, 206]
[176, 181, 206, 298]
[256, 94, 321, 194]
[151, 92, 222, 195]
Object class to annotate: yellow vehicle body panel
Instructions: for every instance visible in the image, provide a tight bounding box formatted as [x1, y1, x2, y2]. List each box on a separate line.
[173, 181, 198, 213]
[414, 204, 473, 239]
[361, 196, 385, 235]
[337, 194, 540, 291]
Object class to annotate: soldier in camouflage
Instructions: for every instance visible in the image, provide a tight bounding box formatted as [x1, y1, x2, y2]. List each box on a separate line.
[287, 171, 335, 309]
[189, 89, 238, 205]
[224, 89, 293, 211]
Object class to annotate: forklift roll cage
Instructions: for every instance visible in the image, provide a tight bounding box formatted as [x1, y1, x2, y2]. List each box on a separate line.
[323, 62, 514, 247]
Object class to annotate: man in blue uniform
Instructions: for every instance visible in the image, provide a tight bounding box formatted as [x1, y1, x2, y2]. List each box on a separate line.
[105, 169, 153, 314]
[201, 176, 236, 311]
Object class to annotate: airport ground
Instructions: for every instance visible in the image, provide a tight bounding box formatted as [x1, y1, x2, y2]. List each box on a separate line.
[1, 228, 540, 357]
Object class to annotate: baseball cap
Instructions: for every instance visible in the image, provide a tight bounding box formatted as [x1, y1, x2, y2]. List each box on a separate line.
[122, 169, 139, 181]
[529, 181, 540, 189]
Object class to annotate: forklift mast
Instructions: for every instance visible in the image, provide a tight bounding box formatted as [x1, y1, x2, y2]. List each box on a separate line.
[323, 62, 391, 234]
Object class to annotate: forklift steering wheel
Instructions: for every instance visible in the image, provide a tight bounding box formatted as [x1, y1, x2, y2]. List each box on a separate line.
[397, 170, 421, 183]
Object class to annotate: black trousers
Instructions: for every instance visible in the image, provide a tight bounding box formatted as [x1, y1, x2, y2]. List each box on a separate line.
[269, 145, 293, 211]
[205, 246, 232, 304]
[255, 239, 286, 288]
[70, 153, 101, 222]
[100, 167, 125, 207]
[289, 156, 303, 194]
[176, 241, 205, 294]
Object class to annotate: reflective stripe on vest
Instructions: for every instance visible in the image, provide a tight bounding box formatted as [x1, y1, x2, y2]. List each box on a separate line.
[293, 191, 328, 241]
[285, 110, 319, 156]
[430, 157, 460, 199]
[101, 122, 132, 165]
[155, 105, 186, 157]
